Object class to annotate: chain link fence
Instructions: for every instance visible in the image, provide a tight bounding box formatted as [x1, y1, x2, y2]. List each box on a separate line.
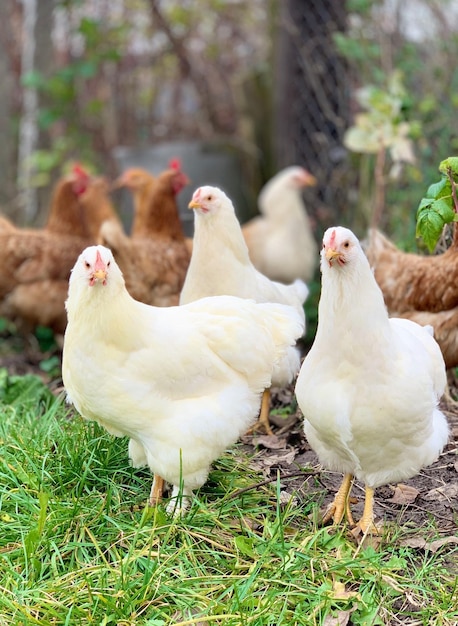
[273, 0, 351, 231]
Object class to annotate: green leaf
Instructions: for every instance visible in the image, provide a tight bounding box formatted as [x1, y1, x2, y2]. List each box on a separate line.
[234, 535, 256, 558]
[343, 124, 381, 154]
[416, 209, 443, 252]
[37, 108, 62, 130]
[76, 60, 98, 79]
[39, 355, 60, 375]
[416, 197, 434, 215]
[439, 157, 458, 179]
[78, 17, 99, 38]
[425, 177, 451, 200]
[21, 70, 46, 89]
[35, 325, 57, 352]
[416, 197, 455, 251]
[431, 197, 456, 222]
[0, 369, 56, 407]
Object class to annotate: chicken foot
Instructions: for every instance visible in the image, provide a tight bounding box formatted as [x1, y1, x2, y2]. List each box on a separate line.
[166, 485, 193, 516]
[321, 473, 355, 526]
[246, 388, 273, 436]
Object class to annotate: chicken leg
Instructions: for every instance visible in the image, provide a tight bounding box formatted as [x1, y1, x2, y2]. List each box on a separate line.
[149, 475, 165, 506]
[321, 473, 355, 526]
[351, 485, 379, 537]
[247, 388, 273, 435]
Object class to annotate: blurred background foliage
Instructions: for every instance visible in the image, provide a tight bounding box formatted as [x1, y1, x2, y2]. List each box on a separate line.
[338, 0, 458, 247]
[0, 0, 458, 250]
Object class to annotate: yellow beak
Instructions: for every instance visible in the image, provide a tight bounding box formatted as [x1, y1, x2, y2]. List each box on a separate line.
[325, 248, 340, 262]
[93, 269, 107, 281]
[302, 172, 317, 187]
[188, 199, 201, 210]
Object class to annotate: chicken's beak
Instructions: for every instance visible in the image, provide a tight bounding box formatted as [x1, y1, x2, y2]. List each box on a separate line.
[188, 199, 201, 210]
[325, 248, 341, 263]
[93, 269, 107, 281]
[301, 171, 317, 187]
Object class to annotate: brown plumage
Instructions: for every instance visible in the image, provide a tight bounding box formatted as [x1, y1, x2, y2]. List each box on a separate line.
[365, 228, 458, 368]
[78, 176, 122, 241]
[44, 164, 93, 237]
[113, 167, 157, 237]
[100, 163, 191, 307]
[0, 166, 120, 334]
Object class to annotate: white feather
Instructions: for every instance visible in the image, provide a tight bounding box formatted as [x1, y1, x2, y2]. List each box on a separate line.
[295, 226, 449, 490]
[63, 245, 303, 510]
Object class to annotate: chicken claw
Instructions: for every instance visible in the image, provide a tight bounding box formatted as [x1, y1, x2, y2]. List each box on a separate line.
[246, 388, 273, 435]
[321, 473, 355, 526]
[166, 485, 193, 516]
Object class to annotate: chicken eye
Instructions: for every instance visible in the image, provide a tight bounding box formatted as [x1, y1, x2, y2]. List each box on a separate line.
[343, 241, 350, 248]
[84, 261, 91, 268]
[107, 260, 111, 267]
[206, 195, 213, 201]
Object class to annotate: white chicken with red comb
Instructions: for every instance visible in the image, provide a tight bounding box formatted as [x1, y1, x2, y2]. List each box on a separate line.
[295, 226, 449, 537]
[242, 166, 318, 283]
[180, 185, 308, 435]
[62, 245, 303, 515]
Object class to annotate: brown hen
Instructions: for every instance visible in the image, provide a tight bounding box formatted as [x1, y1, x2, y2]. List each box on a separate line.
[365, 228, 458, 368]
[99, 162, 191, 307]
[0, 165, 120, 334]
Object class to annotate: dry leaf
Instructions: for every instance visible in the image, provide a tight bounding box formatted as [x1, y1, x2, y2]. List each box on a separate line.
[401, 535, 458, 552]
[423, 482, 458, 502]
[389, 483, 420, 505]
[401, 537, 428, 550]
[427, 536, 458, 553]
[278, 490, 298, 507]
[331, 580, 359, 600]
[323, 609, 354, 626]
[252, 434, 286, 450]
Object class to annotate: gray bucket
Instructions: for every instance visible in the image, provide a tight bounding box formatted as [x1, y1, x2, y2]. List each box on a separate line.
[112, 140, 255, 236]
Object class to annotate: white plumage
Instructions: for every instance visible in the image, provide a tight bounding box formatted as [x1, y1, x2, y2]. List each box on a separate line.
[62, 245, 303, 514]
[242, 166, 318, 283]
[180, 185, 308, 433]
[295, 226, 449, 535]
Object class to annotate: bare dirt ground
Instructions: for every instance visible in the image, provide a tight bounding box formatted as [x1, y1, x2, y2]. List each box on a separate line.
[1, 332, 457, 545]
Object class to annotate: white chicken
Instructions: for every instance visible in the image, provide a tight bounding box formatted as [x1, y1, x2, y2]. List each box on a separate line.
[62, 245, 303, 515]
[180, 185, 309, 435]
[242, 166, 318, 283]
[295, 226, 449, 536]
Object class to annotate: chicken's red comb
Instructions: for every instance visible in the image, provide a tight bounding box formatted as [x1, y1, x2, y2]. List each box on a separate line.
[168, 158, 181, 171]
[72, 163, 89, 178]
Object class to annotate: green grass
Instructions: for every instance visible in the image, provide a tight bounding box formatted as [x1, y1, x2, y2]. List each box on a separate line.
[0, 372, 457, 625]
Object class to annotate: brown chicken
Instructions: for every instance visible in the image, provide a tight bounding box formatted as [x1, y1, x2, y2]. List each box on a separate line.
[99, 162, 191, 307]
[113, 167, 157, 236]
[114, 162, 193, 250]
[365, 228, 458, 368]
[0, 165, 120, 334]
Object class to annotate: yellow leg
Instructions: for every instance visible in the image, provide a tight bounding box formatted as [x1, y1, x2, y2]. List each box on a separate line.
[322, 473, 354, 526]
[352, 485, 379, 536]
[148, 474, 165, 506]
[246, 388, 273, 435]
